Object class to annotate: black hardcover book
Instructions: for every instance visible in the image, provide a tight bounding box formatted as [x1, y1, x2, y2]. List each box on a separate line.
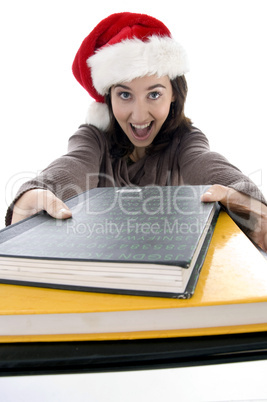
[0, 186, 219, 298]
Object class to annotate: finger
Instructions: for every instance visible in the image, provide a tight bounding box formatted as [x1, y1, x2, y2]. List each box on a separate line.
[253, 216, 267, 252]
[201, 184, 229, 203]
[264, 232, 267, 252]
[53, 207, 73, 220]
[43, 193, 72, 220]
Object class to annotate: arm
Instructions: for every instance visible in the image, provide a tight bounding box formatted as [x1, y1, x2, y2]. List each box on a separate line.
[178, 129, 266, 205]
[178, 129, 267, 251]
[6, 125, 106, 225]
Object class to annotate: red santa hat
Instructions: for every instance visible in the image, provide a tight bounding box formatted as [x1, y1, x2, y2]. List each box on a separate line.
[72, 12, 189, 130]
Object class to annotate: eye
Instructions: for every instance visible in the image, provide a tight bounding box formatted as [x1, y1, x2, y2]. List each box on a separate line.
[118, 91, 131, 100]
[148, 91, 161, 100]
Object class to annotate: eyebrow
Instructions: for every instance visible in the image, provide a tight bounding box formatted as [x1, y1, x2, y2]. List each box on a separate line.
[114, 83, 166, 90]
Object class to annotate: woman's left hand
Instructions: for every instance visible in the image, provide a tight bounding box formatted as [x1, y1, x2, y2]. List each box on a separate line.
[201, 184, 267, 252]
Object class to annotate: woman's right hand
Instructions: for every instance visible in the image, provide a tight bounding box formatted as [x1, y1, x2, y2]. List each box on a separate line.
[11, 189, 72, 224]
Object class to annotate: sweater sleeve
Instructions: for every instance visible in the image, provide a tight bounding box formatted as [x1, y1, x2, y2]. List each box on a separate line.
[5, 125, 106, 226]
[178, 128, 266, 205]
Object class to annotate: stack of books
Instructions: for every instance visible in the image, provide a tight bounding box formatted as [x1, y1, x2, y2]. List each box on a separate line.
[0, 186, 266, 342]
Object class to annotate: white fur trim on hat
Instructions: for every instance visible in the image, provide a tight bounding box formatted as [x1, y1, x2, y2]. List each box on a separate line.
[87, 35, 189, 96]
[85, 102, 110, 130]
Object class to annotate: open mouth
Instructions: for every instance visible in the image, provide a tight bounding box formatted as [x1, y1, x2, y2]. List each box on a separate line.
[130, 122, 153, 141]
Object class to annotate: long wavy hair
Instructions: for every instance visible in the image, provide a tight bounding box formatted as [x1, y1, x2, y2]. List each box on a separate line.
[104, 75, 192, 159]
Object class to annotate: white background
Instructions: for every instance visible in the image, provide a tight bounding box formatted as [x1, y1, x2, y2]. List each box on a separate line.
[1, 360, 267, 401]
[1, 0, 266, 228]
[1, 0, 267, 400]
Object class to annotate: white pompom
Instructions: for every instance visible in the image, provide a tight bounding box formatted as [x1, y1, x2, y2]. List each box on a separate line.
[85, 102, 110, 131]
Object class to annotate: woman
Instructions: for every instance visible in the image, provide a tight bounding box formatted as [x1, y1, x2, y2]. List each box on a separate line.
[6, 12, 267, 251]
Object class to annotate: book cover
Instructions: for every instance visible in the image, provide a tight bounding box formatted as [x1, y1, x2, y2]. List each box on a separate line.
[0, 212, 267, 343]
[0, 185, 219, 298]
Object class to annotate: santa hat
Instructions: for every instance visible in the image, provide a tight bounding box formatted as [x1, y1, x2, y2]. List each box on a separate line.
[72, 12, 189, 130]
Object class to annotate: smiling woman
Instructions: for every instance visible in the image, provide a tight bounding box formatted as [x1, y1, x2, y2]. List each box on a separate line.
[110, 75, 175, 159]
[106, 73, 191, 160]
[5, 11, 267, 252]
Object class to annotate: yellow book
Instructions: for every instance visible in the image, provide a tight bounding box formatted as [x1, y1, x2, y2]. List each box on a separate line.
[0, 212, 267, 343]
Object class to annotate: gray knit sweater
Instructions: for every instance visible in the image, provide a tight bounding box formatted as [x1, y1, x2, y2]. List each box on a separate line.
[5, 124, 266, 226]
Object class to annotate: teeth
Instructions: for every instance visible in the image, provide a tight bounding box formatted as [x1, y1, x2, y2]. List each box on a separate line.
[131, 123, 151, 129]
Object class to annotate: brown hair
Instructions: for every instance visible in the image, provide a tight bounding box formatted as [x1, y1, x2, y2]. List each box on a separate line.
[104, 75, 192, 159]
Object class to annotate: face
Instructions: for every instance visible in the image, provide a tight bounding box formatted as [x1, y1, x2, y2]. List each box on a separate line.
[110, 75, 174, 159]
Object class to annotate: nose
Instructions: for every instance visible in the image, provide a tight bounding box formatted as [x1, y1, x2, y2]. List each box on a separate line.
[131, 98, 150, 123]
